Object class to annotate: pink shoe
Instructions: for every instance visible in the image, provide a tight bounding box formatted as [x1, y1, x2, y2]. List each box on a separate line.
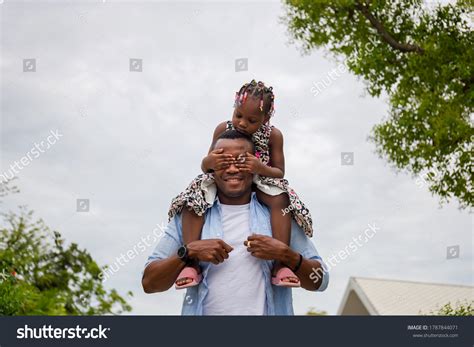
[175, 267, 202, 290]
[271, 267, 301, 288]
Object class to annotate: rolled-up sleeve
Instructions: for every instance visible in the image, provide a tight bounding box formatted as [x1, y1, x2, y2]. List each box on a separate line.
[289, 221, 329, 292]
[143, 215, 182, 271]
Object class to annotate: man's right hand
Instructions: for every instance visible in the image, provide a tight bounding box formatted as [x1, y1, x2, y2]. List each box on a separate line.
[203, 148, 235, 171]
[187, 239, 233, 264]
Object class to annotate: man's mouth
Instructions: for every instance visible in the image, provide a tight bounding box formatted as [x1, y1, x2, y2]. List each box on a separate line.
[223, 175, 244, 182]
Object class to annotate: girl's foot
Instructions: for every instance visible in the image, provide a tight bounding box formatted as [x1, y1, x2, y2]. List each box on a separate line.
[175, 264, 202, 290]
[271, 262, 300, 287]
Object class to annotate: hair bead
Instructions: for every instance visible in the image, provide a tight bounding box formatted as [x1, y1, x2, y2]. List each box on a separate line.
[234, 79, 275, 117]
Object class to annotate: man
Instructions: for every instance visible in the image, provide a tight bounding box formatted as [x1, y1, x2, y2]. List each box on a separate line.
[142, 130, 329, 315]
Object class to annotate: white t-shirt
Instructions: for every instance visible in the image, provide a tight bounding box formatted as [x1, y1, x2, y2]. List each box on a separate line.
[202, 202, 266, 315]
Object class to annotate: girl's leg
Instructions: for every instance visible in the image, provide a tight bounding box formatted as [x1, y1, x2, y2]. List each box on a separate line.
[182, 207, 205, 245]
[256, 190, 291, 244]
[255, 190, 299, 284]
[175, 208, 205, 287]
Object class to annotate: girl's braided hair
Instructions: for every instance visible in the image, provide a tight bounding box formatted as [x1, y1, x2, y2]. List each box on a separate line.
[234, 80, 275, 118]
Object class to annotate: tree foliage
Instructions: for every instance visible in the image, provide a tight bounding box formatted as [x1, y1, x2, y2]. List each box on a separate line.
[0, 205, 132, 315]
[430, 301, 474, 316]
[284, 0, 473, 210]
[306, 306, 328, 315]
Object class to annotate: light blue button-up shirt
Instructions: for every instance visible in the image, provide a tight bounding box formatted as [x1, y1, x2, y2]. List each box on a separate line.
[144, 193, 329, 315]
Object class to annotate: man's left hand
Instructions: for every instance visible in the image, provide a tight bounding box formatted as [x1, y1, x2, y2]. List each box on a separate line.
[244, 234, 288, 261]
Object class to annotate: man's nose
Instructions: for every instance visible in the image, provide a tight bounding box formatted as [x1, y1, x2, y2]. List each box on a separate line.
[226, 161, 239, 173]
[239, 121, 247, 129]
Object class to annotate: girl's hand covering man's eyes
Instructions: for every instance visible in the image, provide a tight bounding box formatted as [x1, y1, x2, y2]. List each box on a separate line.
[235, 152, 262, 175]
[207, 148, 235, 171]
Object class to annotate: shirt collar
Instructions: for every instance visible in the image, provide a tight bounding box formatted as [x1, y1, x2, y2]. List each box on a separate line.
[212, 192, 257, 208]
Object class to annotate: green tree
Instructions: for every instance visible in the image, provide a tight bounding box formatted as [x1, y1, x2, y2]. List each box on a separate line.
[0, 179, 132, 315]
[284, 0, 473, 210]
[306, 306, 328, 315]
[429, 301, 473, 315]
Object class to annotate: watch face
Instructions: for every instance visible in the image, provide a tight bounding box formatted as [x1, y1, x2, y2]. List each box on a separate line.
[178, 246, 186, 258]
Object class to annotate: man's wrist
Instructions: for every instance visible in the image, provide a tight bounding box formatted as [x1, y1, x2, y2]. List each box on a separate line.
[282, 246, 300, 270]
[186, 244, 198, 261]
[177, 245, 190, 264]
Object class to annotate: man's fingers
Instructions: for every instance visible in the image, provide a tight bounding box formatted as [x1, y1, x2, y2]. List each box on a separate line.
[244, 240, 258, 252]
[206, 252, 220, 264]
[219, 240, 234, 253]
[211, 148, 224, 154]
[218, 248, 229, 261]
[247, 234, 261, 241]
[214, 252, 224, 263]
[215, 247, 228, 262]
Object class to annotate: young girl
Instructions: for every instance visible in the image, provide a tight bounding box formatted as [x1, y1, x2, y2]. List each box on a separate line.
[169, 80, 313, 289]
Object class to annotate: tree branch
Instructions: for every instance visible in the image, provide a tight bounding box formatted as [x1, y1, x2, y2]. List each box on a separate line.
[355, 0, 425, 54]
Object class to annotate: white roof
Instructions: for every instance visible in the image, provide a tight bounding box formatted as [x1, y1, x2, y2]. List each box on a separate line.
[338, 277, 474, 315]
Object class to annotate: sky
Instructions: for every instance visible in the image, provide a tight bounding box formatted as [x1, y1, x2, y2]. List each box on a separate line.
[0, 0, 472, 315]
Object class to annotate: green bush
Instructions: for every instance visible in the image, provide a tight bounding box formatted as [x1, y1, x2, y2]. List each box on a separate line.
[432, 301, 474, 316]
[0, 207, 132, 315]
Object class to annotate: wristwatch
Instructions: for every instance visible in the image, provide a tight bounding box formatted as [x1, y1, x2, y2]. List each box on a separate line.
[177, 245, 190, 264]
